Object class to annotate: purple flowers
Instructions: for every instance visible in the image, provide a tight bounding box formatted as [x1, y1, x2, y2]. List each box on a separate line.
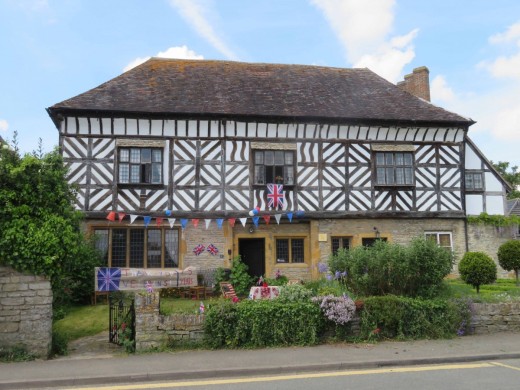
[317, 262, 329, 274]
[312, 294, 356, 325]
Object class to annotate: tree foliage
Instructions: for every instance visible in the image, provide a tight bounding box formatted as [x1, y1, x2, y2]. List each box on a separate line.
[458, 252, 497, 294]
[0, 137, 102, 305]
[497, 240, 520, 285]
[492, 161, 520, 199]
[328, 237, 453, 298]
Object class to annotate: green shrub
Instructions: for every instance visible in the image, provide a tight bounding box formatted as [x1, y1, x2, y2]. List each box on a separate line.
[203, 300, 323, 348]
[229, 256, 254, 297]
[458, 252, 497, 294]
[498, 240, 520, 285]
[0, 345, 36, 362]
[360, 296, 465, 340]
[50, 330, 68, 357]
[213, 267, 230, 295]
[328, 237, 453, 298]
[277, 284, 313, 302]
[303, 278, 352, 297]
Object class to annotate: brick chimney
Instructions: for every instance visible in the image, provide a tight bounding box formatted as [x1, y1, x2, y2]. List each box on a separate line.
[397, 66, 430, 102]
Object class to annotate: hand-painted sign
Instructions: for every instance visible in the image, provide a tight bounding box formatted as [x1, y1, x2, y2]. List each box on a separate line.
[95, 267, 198, 292]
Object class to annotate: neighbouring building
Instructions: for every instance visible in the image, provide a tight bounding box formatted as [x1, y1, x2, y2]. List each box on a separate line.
[46, 59, 512, 281]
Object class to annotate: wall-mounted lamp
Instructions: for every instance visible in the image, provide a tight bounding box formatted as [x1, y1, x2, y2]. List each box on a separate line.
[373, 226, 381, 239]
[249, 226, 255, 234]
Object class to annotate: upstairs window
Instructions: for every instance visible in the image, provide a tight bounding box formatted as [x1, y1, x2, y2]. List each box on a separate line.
[254, 150, 295, 186]
[375, 152, 414, 186]
[118, 148, 162, 184]
[465, 172, 483, 191]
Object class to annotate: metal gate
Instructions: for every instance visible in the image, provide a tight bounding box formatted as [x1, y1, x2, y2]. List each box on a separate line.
[109, 295, 135, 347]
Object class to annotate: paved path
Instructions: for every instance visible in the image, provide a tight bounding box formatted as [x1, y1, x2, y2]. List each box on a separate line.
[1, 332, 520, 389]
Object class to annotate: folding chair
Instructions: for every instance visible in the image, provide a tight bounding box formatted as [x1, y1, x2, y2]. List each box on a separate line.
[220, 282, 238, 300]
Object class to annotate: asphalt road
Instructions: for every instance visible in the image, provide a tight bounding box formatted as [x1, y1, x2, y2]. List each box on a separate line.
[41, 359, 520, 390]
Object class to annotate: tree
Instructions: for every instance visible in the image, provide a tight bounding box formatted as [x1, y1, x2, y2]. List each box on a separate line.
[498, 240, 520, 285]
[0, 138, 102, 305]
[492, 161, 520, 199]
[458, 252, 497, 294]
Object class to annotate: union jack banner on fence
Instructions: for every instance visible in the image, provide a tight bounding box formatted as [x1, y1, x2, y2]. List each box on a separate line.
[96, 267, 121, 292]
[267, 183, 285, 209]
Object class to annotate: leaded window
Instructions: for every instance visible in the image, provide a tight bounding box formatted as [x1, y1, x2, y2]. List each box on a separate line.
[254, 150, 295, 186]
[375, 152, 414, 186]
[118, 148, 162, 184]
[276, 238, 304, 263]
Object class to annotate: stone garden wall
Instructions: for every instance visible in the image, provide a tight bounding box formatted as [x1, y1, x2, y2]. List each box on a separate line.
[0, 266, 53, 358]
[471, 302, 520, 334]
[134, 291, 204, 352]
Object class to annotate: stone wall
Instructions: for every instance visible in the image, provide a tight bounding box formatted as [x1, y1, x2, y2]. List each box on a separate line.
[467, 224, 516, 277]
[134, 291, 204, 352]
[0, 266, 53, 358]
[472, 302, 520, 334]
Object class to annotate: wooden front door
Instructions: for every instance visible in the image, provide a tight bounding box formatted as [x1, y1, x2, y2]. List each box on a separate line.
[238, 238, 265, 279]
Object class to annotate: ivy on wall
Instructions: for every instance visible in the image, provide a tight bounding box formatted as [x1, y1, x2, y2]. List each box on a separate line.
[467, 213, 520, 227]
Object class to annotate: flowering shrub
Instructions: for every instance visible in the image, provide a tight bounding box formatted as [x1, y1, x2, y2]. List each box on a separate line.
[312, 294, 356, 325]
[277, 284, 313, 302]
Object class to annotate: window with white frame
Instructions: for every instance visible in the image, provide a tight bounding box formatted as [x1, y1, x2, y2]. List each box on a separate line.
[425, 232, 453, 250]
[118, 147, 162, 184]
[375, 151, 414, 186]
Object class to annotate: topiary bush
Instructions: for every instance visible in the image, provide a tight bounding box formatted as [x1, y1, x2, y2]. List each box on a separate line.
[498, 240, 520, 285]
[203, 299, 323, 348]
[458, 252, 497, 294]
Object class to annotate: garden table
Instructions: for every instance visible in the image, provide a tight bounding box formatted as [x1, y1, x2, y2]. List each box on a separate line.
[248, 286, 281, 300]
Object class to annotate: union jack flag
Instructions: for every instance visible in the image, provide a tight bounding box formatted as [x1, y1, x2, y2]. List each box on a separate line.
[267, 183, 285, 209]
[193, 244, 205, 256]
[96, 267, 121, 292]
[207, 243, 219, 256]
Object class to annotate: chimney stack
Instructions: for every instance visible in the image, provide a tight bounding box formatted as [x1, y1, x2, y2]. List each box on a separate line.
[397, 66, 430, 102]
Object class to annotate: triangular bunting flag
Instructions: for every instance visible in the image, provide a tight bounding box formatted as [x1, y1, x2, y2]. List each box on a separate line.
[143, 216, 152, 227]
[192, 219, 199, 228]
[287, 212, 293, 222]
[216, 219, 224, 229]
[274, 214, 282, 224]
[205, 219, 211, 230]
[228, 218, 236, 227]
[117, 212, 126, 223]
[180, 219, 188, 230]
[253, 216, 259, 227]
[168, 218, 176, 228]
[156, 217, 163, 226]
[239, 217, 247, 227]
[130, 214, 139, 224]
[106, 211, 116, 221]
[263, 215, 271, 225]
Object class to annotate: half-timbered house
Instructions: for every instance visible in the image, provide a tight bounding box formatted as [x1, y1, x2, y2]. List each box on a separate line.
[47, 59, 511, 281]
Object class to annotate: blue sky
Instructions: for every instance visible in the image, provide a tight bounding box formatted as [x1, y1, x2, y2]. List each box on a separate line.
[1, 0, 520, 167]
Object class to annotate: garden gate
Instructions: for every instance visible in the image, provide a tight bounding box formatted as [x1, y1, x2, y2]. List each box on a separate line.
[109, 295, 135, 346]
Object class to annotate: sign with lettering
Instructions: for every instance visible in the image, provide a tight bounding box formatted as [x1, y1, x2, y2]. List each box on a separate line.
[95, 267, 198, 292]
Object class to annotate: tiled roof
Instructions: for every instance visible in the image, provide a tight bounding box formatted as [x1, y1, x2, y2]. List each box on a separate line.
[48, 58, 472, 125]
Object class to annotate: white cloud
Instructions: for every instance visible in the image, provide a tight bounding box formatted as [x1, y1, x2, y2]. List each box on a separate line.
[168, 0, 238, 60]
[310, 0, 417, 82]
[0, 119, 8, 132]
[123, 45, 204, 72]
[431, 75, 456, 104]
[489, 21, 520, 44]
